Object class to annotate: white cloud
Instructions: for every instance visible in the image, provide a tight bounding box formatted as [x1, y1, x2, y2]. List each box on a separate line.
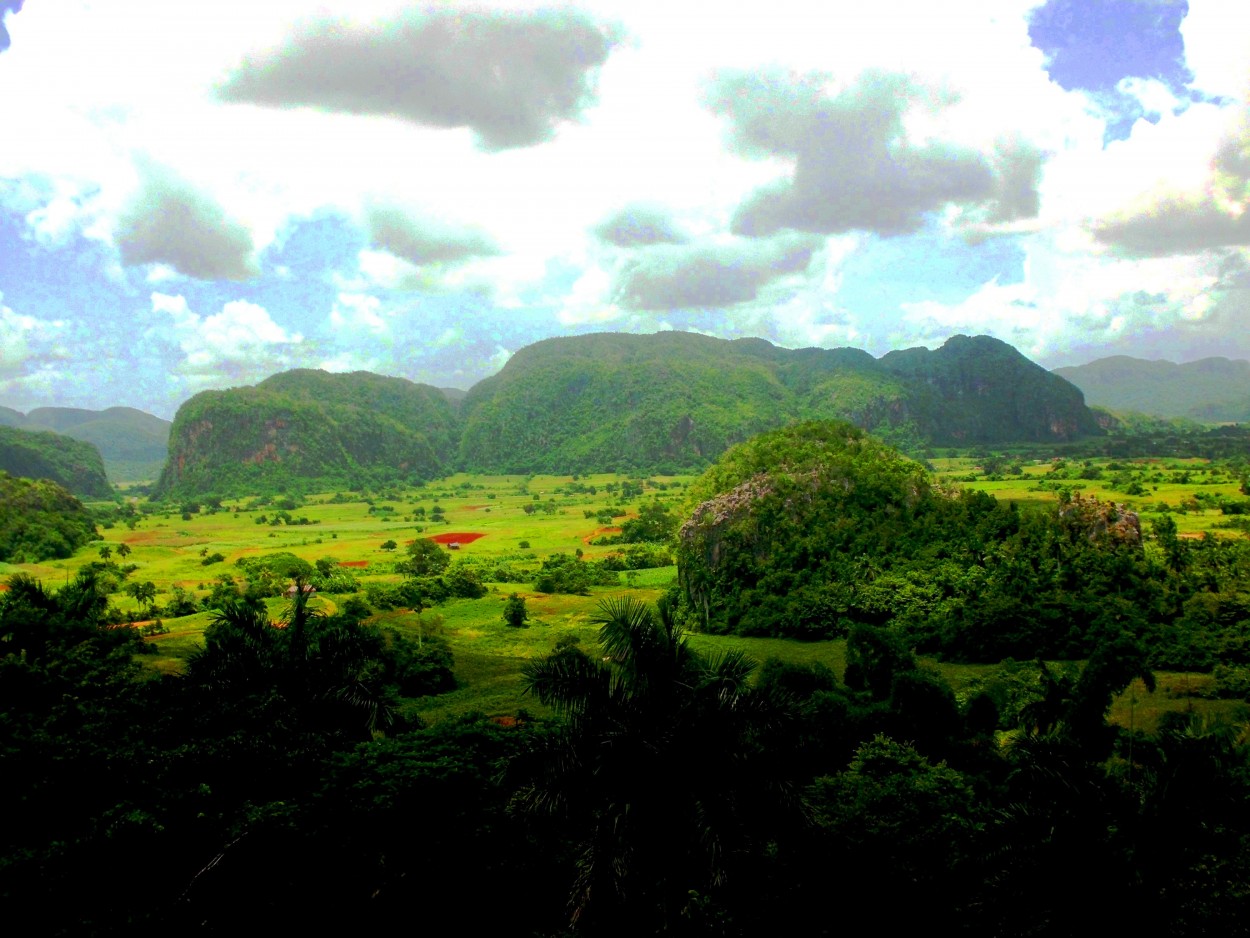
[1181, 0, 1250, 100]
[329, 292, 388, 336]
[148, 292, 303, 380]
[0, 294, 65, 379]
[895, 235, 1230, 359]
[5, 0, 1250, 403]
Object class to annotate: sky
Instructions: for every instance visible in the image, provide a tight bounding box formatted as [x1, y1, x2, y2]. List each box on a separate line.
[0, 0, 1248, 418]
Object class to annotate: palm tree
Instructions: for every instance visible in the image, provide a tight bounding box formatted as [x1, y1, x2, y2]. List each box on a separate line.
[517, 595, 798, 932]
[187, 582, 393, 738]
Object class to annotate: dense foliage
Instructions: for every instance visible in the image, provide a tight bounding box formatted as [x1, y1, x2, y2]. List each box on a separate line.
[0, 425, 112, 497]
[5, 578, 1249, 935]
[0, 472, 98, 562]
[456, 331, 1101, 473]
[677, 421, 1250, 671]
[155, 370, 459, 497]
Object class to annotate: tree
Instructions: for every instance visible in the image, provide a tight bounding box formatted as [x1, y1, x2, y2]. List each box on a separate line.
[125, 580, 158, 614]
[380, 539, 398, 552]
[116, 542, 132, 560]
[517, 596, 798, 932]
[502, 592, 529, 628]
[620, 499, 678, 543]
[98, 545, 112, 561]
[405, 537, 450, 576]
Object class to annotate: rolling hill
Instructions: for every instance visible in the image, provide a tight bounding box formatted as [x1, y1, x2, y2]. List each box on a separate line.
[0, 406, 170, 482]
[1053, 356, 1250, 422]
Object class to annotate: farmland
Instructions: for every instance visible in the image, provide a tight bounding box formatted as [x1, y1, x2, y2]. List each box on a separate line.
[6, 455, 1247, 731]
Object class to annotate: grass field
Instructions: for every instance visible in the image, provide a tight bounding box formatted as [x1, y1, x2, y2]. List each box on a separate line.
[4, 456, 1248, 731]
[930, 454, 1247, 538]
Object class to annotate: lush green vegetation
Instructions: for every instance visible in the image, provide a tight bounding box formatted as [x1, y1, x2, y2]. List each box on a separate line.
[5, 437, 1250, 934]
[677, 422, 1250, 674]
[0, 425, 112, 497]
[0, 472, 98, 563]
[156, 369, 459, 497]
[455, 331, 1101, 473]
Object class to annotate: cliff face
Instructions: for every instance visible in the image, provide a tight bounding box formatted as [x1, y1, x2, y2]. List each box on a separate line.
[880, 335, 1102, 444]
[156, 371, 458, 497]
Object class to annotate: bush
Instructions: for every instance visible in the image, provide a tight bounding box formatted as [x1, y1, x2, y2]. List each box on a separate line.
[534, 553, 619, 594]
[444, 563, 487, 599]
[502, 593, 529, 628]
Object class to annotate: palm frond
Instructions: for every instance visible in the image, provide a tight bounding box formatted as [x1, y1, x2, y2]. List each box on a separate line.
[522, 645, 610, 715]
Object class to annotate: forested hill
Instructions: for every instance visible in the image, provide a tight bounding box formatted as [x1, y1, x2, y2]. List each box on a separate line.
[155, 369, 458, 497]
[153, 333, 1100, 492]
[1054, 355, 1250, 422]
[456, 332, 1101, 472]
[0, 405, 170, 482]
[0, 426, 112, 498]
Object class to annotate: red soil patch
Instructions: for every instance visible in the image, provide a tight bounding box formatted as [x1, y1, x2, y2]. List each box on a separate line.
[340, 560, 369, 568]
[429, 532, 486, 545]
[0, 584, 8, 592]
[462, 504, 489, 510]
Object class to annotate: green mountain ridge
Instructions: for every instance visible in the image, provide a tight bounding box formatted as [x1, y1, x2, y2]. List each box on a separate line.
[155, 332, 1103, 495]
[0, 471, 99, 562]
[0, 426, 113, 498]
[0, 405, 170, 482]
[1054, 355, 1250, 422]
[456, 332, 1101, 472]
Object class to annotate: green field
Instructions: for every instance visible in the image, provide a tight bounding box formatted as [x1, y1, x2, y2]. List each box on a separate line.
[4, 458, 1248, 730]
[930, 454, 1247, 538]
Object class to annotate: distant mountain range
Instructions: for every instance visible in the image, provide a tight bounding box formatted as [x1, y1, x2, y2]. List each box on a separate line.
[153, 332, 1103, 495]
[27, 336, 1218, 500]
[0, 406, 171, 482]
[1053, 356, 1250, 422]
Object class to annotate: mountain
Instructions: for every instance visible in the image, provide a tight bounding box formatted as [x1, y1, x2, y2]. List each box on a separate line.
[24, 407, 170, 482]
[152, 333, 1101, 491]
[879, 334, 1103, 442]
[0, 426, 112, 498]
[0, 406, 28, 428]
[0, 471, 99, 562]
[156, 369, 459, 497]
[456, 332, 1100, 472]
[1054, 356, 1250, 422]
[0, 406, 170, 481]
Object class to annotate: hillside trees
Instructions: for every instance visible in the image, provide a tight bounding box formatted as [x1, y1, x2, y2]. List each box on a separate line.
[517, 596, 800, 932]
[0, 472, 99, 562]
[673, 420, 1234, 667]
[0, 426, 112, 497]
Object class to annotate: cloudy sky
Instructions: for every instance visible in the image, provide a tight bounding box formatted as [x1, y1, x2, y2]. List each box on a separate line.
[1, 0, 1248, 417]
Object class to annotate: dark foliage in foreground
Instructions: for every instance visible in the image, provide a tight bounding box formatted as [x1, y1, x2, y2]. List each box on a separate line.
[4, 575, 1250, 936]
